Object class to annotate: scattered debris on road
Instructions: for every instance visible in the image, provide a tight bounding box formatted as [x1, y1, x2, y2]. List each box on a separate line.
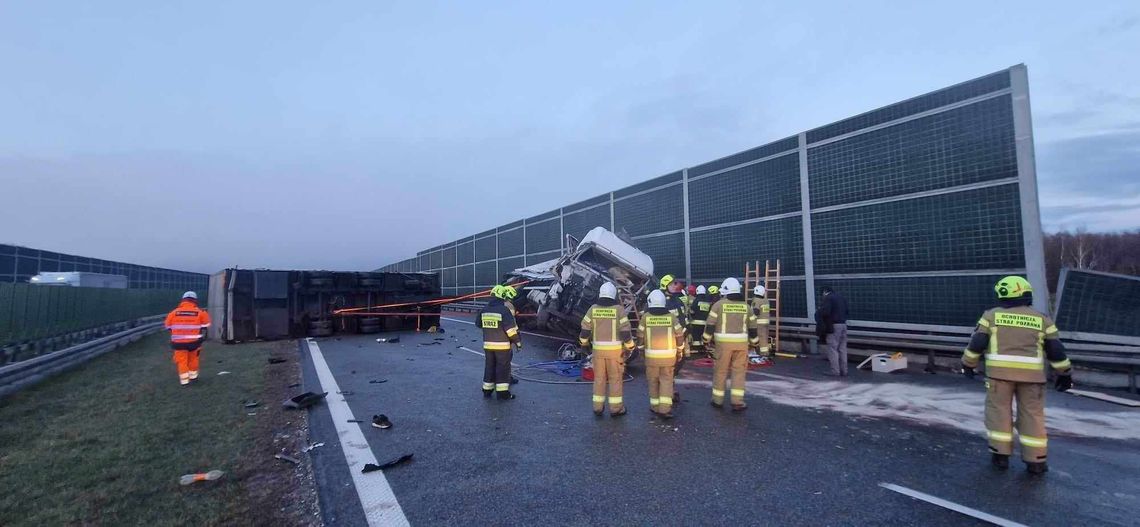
[275, 453, 301, 465]
[243, 400, 260, 408]
[217, 371, 232, 375]
[361, 453, 413, 473]
[179, 470, 225, 485]
[368, 379, 388, 384]
[268, 357, 288, 364]
[283, 392, 328, 410]
[376, 337, 400, 343]
[301, 441, 325, 453]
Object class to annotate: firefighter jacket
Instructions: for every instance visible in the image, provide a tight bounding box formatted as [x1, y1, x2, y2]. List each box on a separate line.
[579, 298, 635, 359]
[664, 290, 689, 327]
[479, 298, 521, 352]
[961, 304, 1071, 383]
[703, 296, 758, 351]
[638, 307, 685, 366]
[690, 294, 712, 328]
[165, 300, 211, 345]
[750, 298, 770, 326]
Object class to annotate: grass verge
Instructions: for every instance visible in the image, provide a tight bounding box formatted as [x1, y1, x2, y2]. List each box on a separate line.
[0, 333, 319, 526]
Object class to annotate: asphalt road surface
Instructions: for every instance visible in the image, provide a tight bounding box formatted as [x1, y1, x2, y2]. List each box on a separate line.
[296, 314, 1140, 526]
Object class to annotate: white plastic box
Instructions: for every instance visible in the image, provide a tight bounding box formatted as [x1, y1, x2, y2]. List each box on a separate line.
[871, 354, 908, 373]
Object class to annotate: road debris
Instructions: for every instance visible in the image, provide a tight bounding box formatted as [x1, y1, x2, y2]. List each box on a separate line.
[376, 337, 400, 343]
[302, 441, 325, 453]
[179, 470, 224, 486]
[283, 392, 328, 410]
[368, 379, 388, 384]
[217, 371, 232, 375]
[275, 453, 301, 465]
[361, 453, 414, 473]
[242, 400, 260, 408]
[337, 391, 354, 396]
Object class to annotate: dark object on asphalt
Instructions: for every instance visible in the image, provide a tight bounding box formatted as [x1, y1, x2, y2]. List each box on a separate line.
[369, 379, 388, 384]
[434, 337, 446, 341]
[437, 327, 445, 334]
[242, 400, 260, 409]
[419, 341, 442, 346]
[1027, 461, 1049, 475]
[1055, 374, 1073, 392]
[497, 391, 516, 400]
[275, 453, 301, 464]
[288, 383, 301, 388]
[362, 453, 414, 473]
[347, 419, 363, 423]
[963, 367, 976, 379]
[991, 453, 1010, 470]
[372, 414, 393, 429]
[377, 337, 400, 343]
[283, 392, 328, 410]
[268, 357, 288, 364]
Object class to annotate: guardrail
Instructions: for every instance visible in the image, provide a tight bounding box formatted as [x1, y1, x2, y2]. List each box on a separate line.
[0, 317, 165, 398]
[777, 317, 1140, 393]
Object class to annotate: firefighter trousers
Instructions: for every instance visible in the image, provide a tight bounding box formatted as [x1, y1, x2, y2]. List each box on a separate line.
[172, 349, 201, 385]
[482, 349, 513, 393]
[712, 347, 748, 406]
[985, 378, 1047, 462]
[645, 363, 676, 414]
[592, 356, 625, 413]
[689, 324, 706, 350]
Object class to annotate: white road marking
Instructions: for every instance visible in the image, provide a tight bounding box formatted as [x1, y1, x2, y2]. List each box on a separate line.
[879, 483, 1028, 527]
[306, 339, 409, 527]
[442, 316, 576, 342]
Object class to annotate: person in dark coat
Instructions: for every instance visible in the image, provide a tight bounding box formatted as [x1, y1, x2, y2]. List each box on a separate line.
[816, 286, 849, 376]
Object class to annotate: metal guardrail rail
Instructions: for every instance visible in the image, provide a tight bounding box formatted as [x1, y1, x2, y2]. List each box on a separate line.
[0, 316, 165, 398]
[776, 317, 1140, 393]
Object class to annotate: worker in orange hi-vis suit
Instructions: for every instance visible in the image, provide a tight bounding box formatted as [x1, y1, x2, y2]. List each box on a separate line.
[164, 291, 211, 386]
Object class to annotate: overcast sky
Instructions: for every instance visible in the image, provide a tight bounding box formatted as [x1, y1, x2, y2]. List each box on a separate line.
[1, 1, 1138, 274]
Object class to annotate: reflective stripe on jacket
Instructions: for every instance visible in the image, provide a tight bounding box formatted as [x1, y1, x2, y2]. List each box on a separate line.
[579, 303, 634, 359]
[962, 306, 1062, 383]
[479, 299, 520, 351]
[165, 301, 211, 343]
[638, 310, 684, 364]
[703, 299, 757, 349]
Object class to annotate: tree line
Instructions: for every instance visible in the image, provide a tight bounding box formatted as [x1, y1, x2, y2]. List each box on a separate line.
[1043, 230, 1140, 293]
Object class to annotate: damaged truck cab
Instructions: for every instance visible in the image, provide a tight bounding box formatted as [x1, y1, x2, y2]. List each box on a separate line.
[505, 227, 655, 359]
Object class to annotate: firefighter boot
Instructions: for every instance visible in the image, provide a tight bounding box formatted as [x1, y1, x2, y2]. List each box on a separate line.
[497, 390, 516, 401]
[1026, 462, 1048, 475]
[991, 453, 1010, 470]
[483, 389, 493, 398]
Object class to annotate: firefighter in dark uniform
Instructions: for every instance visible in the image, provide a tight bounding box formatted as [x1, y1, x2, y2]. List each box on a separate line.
[961, 276, 1073, 474]
[479, 286, 523, 400]
[689, 285, 712, 353]
[659, 275, 690, 356]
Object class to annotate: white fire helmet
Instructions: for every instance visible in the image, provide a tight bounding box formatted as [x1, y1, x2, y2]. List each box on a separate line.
[647, 289, 667, 308]
[599, 282, 618, 300]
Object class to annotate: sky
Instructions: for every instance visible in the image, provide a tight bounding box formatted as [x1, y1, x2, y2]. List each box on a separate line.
[1, 1, 1138, 274]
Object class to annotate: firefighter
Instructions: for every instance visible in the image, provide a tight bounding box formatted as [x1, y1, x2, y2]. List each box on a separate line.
[639, 290, 685, 419]
[703, 278, 759, 411]
[164, 292, 211, 386]
[689, 285, 712, 352]
[580, 282, 635, 417]
[659, 275, 690, 356]
[500, 284, 519, 316]
[479, 286, 522, 400]
[961, 276, 1073, 474]
[751, 285, 771, 357]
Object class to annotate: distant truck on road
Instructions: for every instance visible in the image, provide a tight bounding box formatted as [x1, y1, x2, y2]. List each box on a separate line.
[29, 272, 129, 289]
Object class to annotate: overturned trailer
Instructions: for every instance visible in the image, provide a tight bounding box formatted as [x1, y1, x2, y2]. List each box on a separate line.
[505, 227, 655, 343]
[208, 269, 440, 342]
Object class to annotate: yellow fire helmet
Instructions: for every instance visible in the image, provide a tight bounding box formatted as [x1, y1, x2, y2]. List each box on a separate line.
[501, 285, 518, 300]
[707, 285, 719, 296]
[490, 285, 505, 299]
[659, 274, 674, 289]
[994, 276, 1032, 299]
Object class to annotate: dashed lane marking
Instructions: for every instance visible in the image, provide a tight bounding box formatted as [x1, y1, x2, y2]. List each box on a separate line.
[879, 483, 1028, 527]
[307, 339, 409, 527]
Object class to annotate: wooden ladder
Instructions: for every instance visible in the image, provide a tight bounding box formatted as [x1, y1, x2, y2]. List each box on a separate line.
[744, 260, 785, 358]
